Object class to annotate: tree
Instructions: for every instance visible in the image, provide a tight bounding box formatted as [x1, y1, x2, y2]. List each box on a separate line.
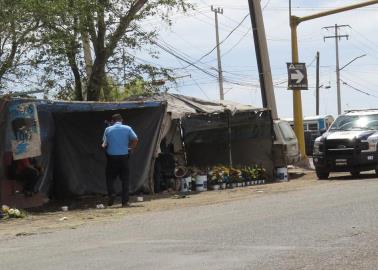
[0, 0, 42, 90]
[84, 0, 192, 101]
[37, 0, 86, 100]
[34, 0, 192, 101]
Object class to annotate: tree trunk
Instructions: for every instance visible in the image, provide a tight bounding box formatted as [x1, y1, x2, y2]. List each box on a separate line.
[86, 3, 106, 101]
[102, 77, 112, 101]
[65, 41, 83, 100]
[86, 53, 106, 101]
[82, 31, 93, 79]
[85, 0, 148, 101]
[72, 65, 83, 101]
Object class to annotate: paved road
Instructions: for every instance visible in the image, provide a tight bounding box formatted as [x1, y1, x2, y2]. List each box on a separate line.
[1, 176, 378, 270]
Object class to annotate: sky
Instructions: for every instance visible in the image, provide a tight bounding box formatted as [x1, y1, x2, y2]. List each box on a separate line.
[138, 0, 378, 119]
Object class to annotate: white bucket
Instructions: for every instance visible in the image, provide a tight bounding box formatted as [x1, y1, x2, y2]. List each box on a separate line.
[276, 167, 288, 182]
[195, 175, 207, 192]
[181, 176, 192, 192]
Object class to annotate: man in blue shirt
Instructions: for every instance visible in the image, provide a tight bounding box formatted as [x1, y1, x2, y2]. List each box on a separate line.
[102, 113, 138, 207]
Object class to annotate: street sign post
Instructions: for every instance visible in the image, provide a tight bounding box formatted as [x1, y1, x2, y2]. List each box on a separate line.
[287, 63, 308, 90]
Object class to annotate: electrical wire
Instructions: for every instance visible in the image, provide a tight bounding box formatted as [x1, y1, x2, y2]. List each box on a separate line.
[262, 0, 272, 10]
[350, 27, 378, 49]
[341, 79, 378, 98]
[341, 70, 378, 91]
[221, 27, 251, 58]
[183, 13, 250, 67]
[136, 27, 258, 93]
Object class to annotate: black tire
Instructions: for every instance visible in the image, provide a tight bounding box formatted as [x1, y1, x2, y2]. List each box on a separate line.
[316, 170, 329, 180]
[375, 169, 378, 176]
[350, 171, 361, 178]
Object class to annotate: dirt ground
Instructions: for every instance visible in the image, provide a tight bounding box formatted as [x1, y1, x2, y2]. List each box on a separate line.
[0, 169, 318, 239]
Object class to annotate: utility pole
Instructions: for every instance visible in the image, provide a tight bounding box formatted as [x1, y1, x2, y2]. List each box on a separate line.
[248, 0, 278, 119]
[324, 24, 349, 115]
[211, 6, 224, 100]
[316, 51, 320, 115]
[288, 0, 378, 159]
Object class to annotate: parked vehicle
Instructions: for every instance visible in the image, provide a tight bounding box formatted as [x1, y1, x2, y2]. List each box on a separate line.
[273, 120, 300, 167]
[286, 115, 334, 132]
[285, 115, 334, 156]
[313, 109, 378, 179]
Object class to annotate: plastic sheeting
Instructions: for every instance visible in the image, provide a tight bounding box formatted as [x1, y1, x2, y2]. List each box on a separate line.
[0, 98, 10, 192]
[181, 110, 274, 179]
[0, 98, 166, 199]
[127, 93, 274, 179]
[126, 93, 261, 119]
[53, 106, 165, 197]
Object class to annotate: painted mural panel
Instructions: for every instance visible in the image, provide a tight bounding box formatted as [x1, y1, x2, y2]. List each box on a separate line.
[9, 102, 41, 160]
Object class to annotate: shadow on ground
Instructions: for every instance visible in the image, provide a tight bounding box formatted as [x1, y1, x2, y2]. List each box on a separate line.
[325, 171, 378, 181]
[26, 190, 210, 214]
[289, 172, 305, 180]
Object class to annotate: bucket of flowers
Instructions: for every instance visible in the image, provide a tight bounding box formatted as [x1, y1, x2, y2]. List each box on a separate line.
[229, 168, 241, 188]
[208, 166, 224, 190]
[220, 167, 229, 189]
[255, 165, 266, 185]
[241, 167, 253, 186]
[238, 171, 245, 187]
[1, 205, 26, 219]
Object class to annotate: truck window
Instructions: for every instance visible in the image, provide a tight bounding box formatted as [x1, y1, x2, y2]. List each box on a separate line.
[330, 114, 378, 131]
[279, 122, 296, 140]
[308, 123, 318, 131]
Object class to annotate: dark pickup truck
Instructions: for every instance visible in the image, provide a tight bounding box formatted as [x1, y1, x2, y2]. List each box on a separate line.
[313, 110, 378, 179]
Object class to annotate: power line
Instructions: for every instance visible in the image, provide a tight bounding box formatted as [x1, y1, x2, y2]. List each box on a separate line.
[221, 27, 252, 58]
[184, 13, 250, 67]
[188, 77, 211, 99]
[348, 40, 378, 62]
[140, 29, 255, 88]
[341, 79, 378, 98]
[349, 29, 378, 57]
[262, 0, 272, 10]
[342, 70, 378, 90]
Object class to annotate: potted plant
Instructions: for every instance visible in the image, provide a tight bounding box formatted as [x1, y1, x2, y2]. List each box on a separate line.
[229, 168, 241, 187]
[208, 166, 225, 190]
[228, 168, 239, 188]
[210, 175, 222, 190]
[241, 167, 250, 186]
[238, 173, 245, 187]
[255, 165, 266, 184]
[221, 168, 229, 189]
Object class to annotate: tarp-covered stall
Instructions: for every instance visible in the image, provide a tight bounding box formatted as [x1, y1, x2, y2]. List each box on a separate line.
[0, 97, 166, 205]
[181, 110, 273, 176]
[126, 93, 274, 183]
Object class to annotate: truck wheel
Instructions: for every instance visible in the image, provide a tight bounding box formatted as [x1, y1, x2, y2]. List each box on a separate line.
[316, 170, 329, 180]
[350, 171, 361, 178]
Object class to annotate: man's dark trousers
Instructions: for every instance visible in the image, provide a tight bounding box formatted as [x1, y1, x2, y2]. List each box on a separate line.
[106, 155, 130, 204]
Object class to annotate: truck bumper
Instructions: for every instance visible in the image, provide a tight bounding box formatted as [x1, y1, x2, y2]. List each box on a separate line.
[313, 152, 378, 172]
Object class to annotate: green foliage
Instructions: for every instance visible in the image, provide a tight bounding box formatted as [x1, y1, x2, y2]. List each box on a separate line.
[0, 0, 43, 89]
[0, 0, 193, 100]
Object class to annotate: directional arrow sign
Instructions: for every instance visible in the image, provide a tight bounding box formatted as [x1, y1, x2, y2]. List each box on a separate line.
[291, 69, 304, 84]
[287, 63, 308, 90]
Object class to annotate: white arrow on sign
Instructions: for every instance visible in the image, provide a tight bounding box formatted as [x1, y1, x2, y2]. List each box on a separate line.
[291, 69, 304, 84]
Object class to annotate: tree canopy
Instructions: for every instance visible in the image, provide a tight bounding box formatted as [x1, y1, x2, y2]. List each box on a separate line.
[0, 0, 192, 100]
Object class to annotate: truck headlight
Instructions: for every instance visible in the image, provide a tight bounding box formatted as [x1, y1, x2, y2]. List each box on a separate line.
[362, 137, 378, 152]
[313, 141, 324, 155]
